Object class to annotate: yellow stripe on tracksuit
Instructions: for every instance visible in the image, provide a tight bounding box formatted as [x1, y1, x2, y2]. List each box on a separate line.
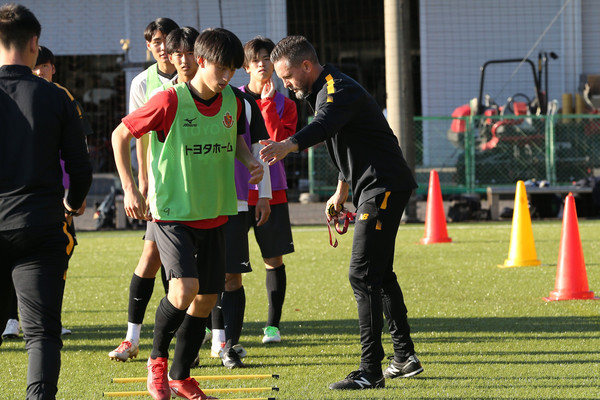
[376, 192, 391, 230]
[326, 74, 335, 102]
[62, 221, 74, 256]
[62, 221, 74, 280]
[54, 83, 83, 118]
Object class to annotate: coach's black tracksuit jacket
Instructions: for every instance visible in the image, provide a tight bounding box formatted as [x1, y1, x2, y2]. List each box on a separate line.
[0, 65, 92, 230]
[292, 64, 417, 206]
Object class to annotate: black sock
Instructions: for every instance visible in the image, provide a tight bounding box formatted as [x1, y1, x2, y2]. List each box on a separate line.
[8, 291, 18, 320]
[150, 297, 186, 359]
[211, 294, 224, 330]
[266, 264, 286, 328]
[169, 314, 206, 380]
[222, 286, 245, 350]
[205, 313, 212, 331]
[128, 274, 155, 324]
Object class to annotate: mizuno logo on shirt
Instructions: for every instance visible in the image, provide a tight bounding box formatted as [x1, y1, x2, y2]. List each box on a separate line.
[183, 117, 197, 127]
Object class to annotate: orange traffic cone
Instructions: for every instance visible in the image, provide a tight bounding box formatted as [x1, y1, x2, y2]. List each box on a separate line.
[420, 170, 451, 244]
[499, 180, 541, 267]
[544, 193, 598, 301]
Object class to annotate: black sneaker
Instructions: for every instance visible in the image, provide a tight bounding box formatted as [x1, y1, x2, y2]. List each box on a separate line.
[221, 348, 245, 369]
[328, 370, 385, 390]
[383, 354, 424, 379]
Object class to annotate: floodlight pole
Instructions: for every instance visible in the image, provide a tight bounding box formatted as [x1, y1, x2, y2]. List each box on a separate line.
[384, 0, 417, 221]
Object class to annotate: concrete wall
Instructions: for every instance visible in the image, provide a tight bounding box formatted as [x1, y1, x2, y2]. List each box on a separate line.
[19, 0, 287, 92]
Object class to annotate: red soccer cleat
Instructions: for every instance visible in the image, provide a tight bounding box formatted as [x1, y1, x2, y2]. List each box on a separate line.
[169, 377, 218, 399]
[147, 357, 170, 400]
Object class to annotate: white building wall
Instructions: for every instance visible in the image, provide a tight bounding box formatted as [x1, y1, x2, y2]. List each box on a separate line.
[419, 0, 583, 167]
[581, 0, 600, 75]
[19, 0, 287, 93]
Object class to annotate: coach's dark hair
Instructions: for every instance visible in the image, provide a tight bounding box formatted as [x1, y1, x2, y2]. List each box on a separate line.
[144, 17, 179, 42]
[36, 45, 55, 66]
[194, 28, 244, 70]
[243, 36, 275, 69]
[166, 26, 199, 54]
[270, 35, 319, 67]
[0, 3, 41, 51]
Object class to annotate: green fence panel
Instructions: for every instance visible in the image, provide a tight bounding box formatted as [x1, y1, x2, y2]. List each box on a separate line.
[307, 114, 600, 197]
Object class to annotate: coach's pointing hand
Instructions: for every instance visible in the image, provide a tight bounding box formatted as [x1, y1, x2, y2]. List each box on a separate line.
[259, 137, 298, 165]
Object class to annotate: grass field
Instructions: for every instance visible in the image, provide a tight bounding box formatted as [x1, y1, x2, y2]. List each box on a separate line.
[1, 220, 599, 399]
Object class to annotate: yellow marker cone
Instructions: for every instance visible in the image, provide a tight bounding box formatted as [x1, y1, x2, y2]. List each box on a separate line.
[499, 180, 541, 267]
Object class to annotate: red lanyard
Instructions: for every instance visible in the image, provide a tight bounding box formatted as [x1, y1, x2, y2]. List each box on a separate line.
[326, 205, 355, 248]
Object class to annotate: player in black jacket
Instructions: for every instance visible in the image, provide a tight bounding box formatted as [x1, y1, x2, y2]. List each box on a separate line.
[261, 35, 422, 390]
[0, 4, 92, 399]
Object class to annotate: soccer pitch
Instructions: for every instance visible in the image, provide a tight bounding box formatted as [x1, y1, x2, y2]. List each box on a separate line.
[1, 221, 599, 399]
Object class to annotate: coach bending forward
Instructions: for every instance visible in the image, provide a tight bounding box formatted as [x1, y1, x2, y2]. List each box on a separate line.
[260, 35, 423, 390]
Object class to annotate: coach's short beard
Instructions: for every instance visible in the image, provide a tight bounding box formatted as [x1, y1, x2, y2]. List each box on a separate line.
[293, 88, 310, 100]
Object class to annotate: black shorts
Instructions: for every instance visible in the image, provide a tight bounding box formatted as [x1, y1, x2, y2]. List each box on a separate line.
[225, 203, 294, 274]
[142, 222, 155, 242]
[225, 212, 252, 274]
[150, 221, 225, 294]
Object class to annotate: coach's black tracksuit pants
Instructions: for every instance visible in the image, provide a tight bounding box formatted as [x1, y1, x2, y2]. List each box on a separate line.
[348, 190, 415, 375]
[0, 222, 73, 400]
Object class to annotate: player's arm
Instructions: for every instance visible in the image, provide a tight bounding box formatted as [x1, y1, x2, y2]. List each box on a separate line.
[136, 134, 150, 197]
[248, 101, 272, 226]
[260, 90, 298, 142]
[112, 88, 170, 221]
[128, 74, 150, 197]
[252, 142, 271, 226]
[59, 89, 93, 215]
[112, 123, 149, 221]
[233, 89, 264, 185]
[236, 136, 263, 185]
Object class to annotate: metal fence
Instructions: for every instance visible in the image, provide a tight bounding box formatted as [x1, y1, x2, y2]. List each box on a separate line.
[308, 114, 600, 197]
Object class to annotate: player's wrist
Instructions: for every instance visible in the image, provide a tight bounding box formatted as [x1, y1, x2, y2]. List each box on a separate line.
[63, 199, 82, 216]
[286, 136, 299, 153]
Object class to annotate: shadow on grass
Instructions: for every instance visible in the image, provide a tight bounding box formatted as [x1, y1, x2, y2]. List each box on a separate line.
[60, 315, 598, 352]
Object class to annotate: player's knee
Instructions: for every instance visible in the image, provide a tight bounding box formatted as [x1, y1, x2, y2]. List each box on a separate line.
[190, 294, 218, 317]
[167, 278, 198, 309]
[263, 256, 283, 269]
[224, 273, 242, 291]
[135, 241, 161, 277]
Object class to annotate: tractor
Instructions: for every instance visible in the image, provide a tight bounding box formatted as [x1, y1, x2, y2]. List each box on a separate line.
[448, 52, 569, 185]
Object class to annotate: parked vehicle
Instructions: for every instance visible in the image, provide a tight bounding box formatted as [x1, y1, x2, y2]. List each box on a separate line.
[445, 52, 597, 185]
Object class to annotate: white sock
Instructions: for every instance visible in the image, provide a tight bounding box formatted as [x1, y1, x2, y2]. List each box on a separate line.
[125, 323, 141, 346]
[212, 328, 225, 348]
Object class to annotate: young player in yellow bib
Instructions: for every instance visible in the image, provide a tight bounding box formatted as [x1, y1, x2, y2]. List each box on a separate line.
[112, 28, 263, 400]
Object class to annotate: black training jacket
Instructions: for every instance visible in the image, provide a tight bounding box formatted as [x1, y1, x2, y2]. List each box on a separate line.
[293, 64, 417, 207]
[0, 65, 92, 230]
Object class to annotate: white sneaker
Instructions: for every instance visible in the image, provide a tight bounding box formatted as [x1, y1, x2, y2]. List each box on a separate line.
[262, 326, 281, 343]
[232, 344, 247, 358]
[210, 342, 225, 358]
[2, 319, 20, 339]
[61, 327, 72, 335]
[108, 340, 139, 362]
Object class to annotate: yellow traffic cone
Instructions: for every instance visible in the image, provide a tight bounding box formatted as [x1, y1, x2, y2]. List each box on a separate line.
[499, 180, 541, 268]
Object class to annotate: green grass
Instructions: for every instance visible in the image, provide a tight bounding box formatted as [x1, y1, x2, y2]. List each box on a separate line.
[1, 221, 599, 399]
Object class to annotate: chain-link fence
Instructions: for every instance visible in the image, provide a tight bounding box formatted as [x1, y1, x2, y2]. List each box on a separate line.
[308, 114, 600, 197]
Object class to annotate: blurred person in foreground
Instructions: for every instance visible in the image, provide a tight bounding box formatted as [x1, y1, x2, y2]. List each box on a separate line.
[0, 3, 92, 399]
